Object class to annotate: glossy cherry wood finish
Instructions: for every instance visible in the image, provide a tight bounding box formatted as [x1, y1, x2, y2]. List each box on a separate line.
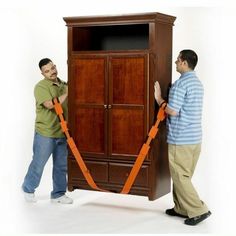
[64, 12, 176, 200]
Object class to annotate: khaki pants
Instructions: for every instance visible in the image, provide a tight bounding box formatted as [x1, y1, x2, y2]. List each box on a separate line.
[168, 144, 208, 218]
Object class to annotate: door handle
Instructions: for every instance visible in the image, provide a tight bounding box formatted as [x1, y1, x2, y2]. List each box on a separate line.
[104, 105, 112, 109]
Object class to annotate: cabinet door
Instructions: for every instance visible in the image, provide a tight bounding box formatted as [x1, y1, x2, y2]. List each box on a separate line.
[69, 56, 108, 157]
[108, 54, 148, 159]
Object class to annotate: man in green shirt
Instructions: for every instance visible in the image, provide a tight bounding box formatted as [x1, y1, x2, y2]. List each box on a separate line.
[22, 58, 73, 204]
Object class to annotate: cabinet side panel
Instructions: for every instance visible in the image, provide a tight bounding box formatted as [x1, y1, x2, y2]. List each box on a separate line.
[149, 22, 173, 200]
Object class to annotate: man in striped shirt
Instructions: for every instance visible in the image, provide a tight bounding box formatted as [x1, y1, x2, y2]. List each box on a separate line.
[154, 49, 211, 226]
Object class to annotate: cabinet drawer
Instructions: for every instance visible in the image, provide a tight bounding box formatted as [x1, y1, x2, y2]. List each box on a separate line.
[109, 163, 149, 187]
[69, 159, 108, 182]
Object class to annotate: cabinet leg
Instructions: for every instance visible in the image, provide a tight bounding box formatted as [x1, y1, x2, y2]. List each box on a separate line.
[68, 185, 74, 192]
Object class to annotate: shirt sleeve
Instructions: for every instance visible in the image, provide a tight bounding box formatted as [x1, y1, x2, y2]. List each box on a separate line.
[167, 82, 186, 113]
[34, 84, 52, 105]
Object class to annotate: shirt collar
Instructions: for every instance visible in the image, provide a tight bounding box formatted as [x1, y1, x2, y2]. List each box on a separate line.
[180, 71, 196, 78]
[44, 77, 63, 86]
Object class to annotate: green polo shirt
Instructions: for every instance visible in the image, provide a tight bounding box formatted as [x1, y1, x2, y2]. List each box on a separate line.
[34, 78, 68, 138]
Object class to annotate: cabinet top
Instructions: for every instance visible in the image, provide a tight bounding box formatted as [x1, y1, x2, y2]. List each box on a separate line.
[63, 12, 176, 26]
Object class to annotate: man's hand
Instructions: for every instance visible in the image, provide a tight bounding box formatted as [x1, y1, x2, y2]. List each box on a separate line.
[154, 81, 178, 116]
[154, 81, 162, 103]
[65, 85, 68, 96]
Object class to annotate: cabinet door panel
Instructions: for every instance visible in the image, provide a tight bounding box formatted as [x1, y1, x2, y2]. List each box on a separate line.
[111, 57, 145, 105]
[71, 57, 105, 103]
[109, 55, 147, 157]
[74, 108, 105, 154]
[69, 56, 107, 156]
[111, 108, 144, 155]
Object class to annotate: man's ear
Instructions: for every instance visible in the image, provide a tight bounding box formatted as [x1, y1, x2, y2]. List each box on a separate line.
[183, 60, 188, 67]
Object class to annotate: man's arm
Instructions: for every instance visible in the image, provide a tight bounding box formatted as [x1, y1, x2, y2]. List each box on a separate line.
[154, 81, 178, 116]
[43, 86, 68, 109]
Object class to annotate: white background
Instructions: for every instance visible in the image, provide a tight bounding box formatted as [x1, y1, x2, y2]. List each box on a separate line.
[0, 0, 236, 234]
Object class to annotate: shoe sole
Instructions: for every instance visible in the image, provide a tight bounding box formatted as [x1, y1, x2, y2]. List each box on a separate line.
[51, 200, 73, 204]
[184, 211, 211, 226]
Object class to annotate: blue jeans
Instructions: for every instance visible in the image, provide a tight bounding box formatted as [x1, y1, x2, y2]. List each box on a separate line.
[22, 132, 68, 199]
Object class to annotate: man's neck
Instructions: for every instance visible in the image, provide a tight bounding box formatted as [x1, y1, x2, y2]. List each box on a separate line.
[180, 69, 193, 75]
[46, 77, 58, 83]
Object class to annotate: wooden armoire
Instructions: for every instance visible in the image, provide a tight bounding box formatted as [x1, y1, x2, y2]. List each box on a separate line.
[63, 12, 176, 200]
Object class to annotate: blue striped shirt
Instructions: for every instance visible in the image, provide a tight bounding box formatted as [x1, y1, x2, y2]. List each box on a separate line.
[167, 71, 204, 144]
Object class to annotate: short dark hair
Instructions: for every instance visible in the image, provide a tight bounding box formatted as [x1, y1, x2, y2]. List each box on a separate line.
[39, 58, 52, 70]
[179, 49, 198, 70]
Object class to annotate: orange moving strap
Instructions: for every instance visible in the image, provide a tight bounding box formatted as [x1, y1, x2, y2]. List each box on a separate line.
[54, 102, 63, 115]
[148, 126, 158, 139]
[121, 143, 150, 194]
[157, 108, 166, 121]
[60, 120, 68, 133]
[67, 137, 106, 191]
[53, 97, 167, 194]
[121, 103, 167, 194]
[52, 98, 107, 192]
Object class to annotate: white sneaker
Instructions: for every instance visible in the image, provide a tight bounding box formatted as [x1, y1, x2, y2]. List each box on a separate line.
[22, 190, 37, 203]
[51, 195, 73, 204]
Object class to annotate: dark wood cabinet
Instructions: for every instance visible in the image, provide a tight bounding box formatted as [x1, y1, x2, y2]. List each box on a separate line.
[63, 12, 176, 200]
